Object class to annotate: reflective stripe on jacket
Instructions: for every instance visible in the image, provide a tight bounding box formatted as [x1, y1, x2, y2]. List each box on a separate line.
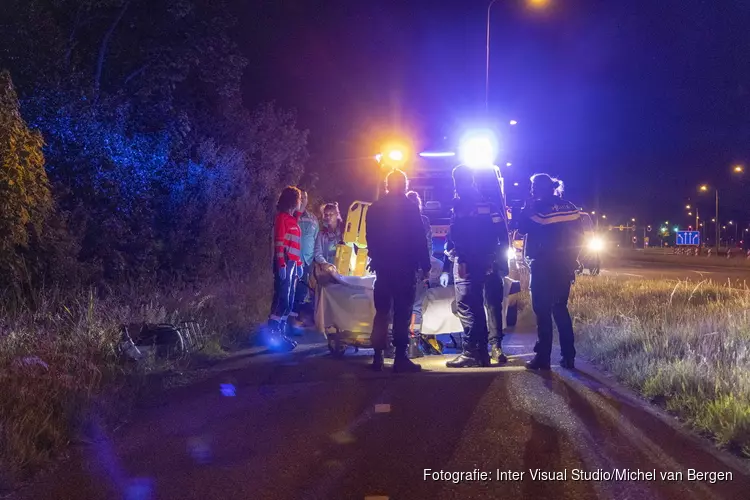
[517, 195, 583, 271]
[274, 212, 302, 268]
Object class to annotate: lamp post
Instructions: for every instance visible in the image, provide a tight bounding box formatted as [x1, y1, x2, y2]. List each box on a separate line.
[686, 204, 699, 240]
[699, 185, 719, 249]
[729, 221, 738, 244]
[485, 0, 498, 113]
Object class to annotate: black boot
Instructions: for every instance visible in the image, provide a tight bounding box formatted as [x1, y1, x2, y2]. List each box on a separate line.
[525, 355, 551, 370]
[265, 321, 296, 351]
[393, 347, 421, 373]
[278, 321, 298, 350]
[491, 345, 508, 364]
[372, 349, 384, 372]
[560, 357, 575, 370]
[446, 342, 490, 368]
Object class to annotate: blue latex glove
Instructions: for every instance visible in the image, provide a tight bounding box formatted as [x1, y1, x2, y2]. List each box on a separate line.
[278, 266, 287, 281]
[296, 264, 304, 278]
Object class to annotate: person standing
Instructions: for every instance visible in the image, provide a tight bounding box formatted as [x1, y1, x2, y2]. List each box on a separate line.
[366, 170, 432, 372]
[267, 186, 304, 350]
[406, 191, 432, 341]
[517, 173, 583, 370]
[439, 165, 507, 368]
[290, 190, 319, 329]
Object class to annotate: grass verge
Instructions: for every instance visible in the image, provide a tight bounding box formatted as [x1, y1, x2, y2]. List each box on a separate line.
[569, 276, 750, 457]
[0, 274, 270, 487]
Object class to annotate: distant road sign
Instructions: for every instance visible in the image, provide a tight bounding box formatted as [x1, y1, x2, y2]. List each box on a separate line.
[676, 231, 700, 246]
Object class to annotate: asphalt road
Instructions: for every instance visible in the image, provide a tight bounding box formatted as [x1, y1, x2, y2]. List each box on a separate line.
[15, 320, 750, 500]
[601, 258, 750, 286]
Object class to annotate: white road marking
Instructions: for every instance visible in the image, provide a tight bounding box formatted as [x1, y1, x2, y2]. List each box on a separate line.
[374, 404, 391, 413]
[601, 270, 644, 278]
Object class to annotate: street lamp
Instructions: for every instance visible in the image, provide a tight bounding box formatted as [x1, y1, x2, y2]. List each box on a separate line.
[734, 165, 744, 173]
[699, 184, 720, 249]
[486, 0, 550, 112]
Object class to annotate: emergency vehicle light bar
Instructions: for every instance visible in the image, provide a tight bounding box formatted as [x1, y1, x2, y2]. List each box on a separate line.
[419, 151, 456, 158]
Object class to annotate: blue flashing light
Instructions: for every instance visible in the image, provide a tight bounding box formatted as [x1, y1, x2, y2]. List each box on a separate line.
[459, 130, 498, 168]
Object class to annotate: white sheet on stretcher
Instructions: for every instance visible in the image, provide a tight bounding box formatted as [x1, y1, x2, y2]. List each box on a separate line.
[315, 257, 464, 336]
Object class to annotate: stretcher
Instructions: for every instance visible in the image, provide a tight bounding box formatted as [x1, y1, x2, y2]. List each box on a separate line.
[314, 257, 520, 357]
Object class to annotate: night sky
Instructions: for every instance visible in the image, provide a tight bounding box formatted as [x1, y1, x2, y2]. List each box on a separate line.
[237, 0, 750, 229]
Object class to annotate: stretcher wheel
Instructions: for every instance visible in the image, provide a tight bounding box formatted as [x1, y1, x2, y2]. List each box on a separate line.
[328, 337, 347, 358]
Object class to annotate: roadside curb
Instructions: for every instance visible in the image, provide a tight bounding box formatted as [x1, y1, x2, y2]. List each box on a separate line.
[569, 357, 750, 475]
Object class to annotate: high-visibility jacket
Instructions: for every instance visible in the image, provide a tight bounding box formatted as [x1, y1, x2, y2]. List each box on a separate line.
[273, 212, 302, 269]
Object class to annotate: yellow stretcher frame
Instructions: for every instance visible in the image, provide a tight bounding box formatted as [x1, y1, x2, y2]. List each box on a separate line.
[334, 201, 372, 277]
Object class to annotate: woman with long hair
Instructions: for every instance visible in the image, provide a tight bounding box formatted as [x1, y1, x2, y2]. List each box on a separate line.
[313, 202, 343, 284]
[267, 186, 303, 350]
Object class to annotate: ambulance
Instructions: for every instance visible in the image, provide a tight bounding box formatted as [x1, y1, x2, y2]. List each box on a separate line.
[319, 131, 524, 356]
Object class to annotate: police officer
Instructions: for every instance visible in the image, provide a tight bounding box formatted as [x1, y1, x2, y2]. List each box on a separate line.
[366, 169, 432, 372]
[517, 173, 583, 370]
[439, 164, 508, 368]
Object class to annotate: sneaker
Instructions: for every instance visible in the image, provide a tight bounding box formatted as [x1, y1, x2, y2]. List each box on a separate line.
[446, 352, 490, 368]
[491, 345, 508, 364]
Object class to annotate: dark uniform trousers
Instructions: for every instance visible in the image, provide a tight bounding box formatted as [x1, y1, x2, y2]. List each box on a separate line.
[454, 261, 489, 347]
[484, 264, 505, 347]
[529, 262, 576, 361]
[371, 271, 417, 351]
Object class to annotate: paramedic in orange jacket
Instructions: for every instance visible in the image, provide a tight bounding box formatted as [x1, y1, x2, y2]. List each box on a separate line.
[267, 186, 303, 350]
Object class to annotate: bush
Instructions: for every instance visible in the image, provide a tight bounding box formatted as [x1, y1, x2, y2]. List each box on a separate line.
[0, 70, 52, 292]
[570, 276, 750, 456]
[0, 0, 311, 483]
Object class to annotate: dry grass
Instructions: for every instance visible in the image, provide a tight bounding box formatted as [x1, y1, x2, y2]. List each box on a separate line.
[569, 276, 750, 456]
[0, 274, 270, 485]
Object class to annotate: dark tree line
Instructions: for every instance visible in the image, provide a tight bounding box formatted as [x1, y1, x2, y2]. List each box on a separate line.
[0, 0, 308, 294]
